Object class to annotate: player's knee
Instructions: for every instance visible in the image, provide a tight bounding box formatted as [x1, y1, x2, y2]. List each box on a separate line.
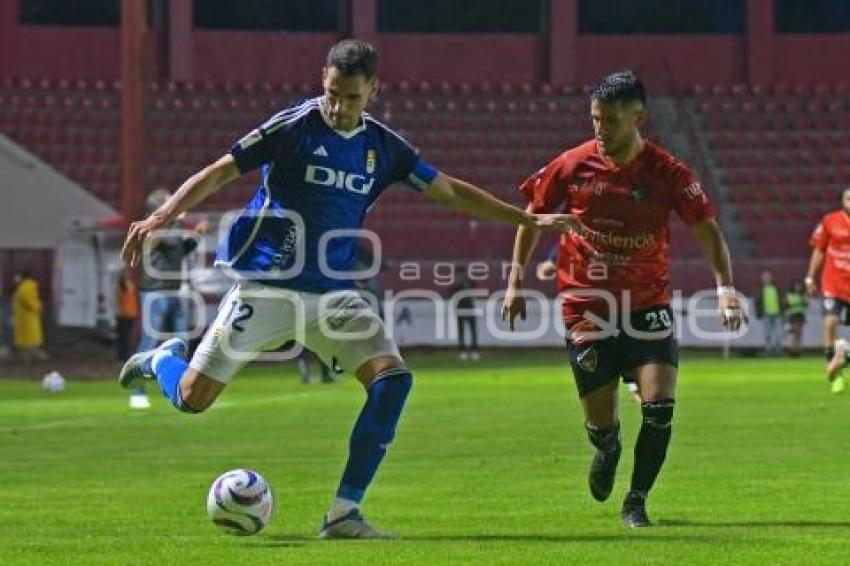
[641, 398, 675, 429]
[585, 421, 621, 452]
[178, 373, 224, 413]
[375, 367, 412, 397]
[177, 393, 210, 414]
[356, 355, 407, 387]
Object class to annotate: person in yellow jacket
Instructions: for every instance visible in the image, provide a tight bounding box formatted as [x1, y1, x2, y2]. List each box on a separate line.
[12, 271, 47, 361]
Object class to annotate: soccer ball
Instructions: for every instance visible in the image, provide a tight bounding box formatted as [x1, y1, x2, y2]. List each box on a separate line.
[206, 469, 274, 535]
[41, 371, 66, 393]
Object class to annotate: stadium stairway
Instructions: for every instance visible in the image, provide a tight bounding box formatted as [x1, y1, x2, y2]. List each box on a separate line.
[686, 83, 850, 251]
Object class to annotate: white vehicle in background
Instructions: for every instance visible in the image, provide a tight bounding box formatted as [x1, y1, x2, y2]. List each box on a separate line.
[54, 215, 230, 336]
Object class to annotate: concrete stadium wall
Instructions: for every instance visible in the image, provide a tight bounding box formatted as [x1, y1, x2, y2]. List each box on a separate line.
[5, 25, 850, 89]
[772, 35, 850, 83]
[575, 36, 747, 90]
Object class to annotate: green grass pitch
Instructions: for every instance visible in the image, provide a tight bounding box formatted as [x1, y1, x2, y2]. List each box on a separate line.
[1, 352, 849, 565]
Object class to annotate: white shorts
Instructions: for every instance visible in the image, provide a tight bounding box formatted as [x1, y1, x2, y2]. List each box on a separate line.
[190, 281, 401, 383]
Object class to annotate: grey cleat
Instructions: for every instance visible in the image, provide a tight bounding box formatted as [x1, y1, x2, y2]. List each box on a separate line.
[118, 337, 188, 389]
[621, 490, 652, 528]
[318, 508, 393, 539]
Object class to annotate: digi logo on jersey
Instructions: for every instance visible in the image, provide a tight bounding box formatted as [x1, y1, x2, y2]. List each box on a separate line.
[304, 165, 376, 195]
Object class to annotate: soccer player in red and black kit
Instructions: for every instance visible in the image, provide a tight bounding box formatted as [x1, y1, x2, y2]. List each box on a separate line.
[502, 71, 746, 527]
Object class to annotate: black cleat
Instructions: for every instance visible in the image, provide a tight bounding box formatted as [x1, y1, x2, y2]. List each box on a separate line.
[588, 445, 621, 502]
[621, 490, 651, 528]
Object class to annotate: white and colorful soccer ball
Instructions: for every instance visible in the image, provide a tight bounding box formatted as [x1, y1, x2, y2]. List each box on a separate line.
[206, 469, 274, 535]
[41, 371, 66, 393]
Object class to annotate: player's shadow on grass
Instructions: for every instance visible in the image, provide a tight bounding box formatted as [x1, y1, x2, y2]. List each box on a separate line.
[660, 519, 850, 528]
[256, 533, 712, 545]
[250, 533, 313, 547]
[403, 534, 714, 543]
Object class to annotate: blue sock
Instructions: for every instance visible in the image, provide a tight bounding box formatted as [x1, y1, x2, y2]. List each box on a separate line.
[151, 351, 192, 412]
[336, 368, 413, 503]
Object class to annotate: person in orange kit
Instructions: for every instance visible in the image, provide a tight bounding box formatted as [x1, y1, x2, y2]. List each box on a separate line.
[807, 187, 850, 394]
[116, 269, 140, 362]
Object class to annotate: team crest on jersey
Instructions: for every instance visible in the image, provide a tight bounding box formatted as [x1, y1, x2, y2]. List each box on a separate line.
[593, 183, 605, 196]
[682, 181, 705, 200]
[366, 149, 376, 174]
[576, 346, 598, 372]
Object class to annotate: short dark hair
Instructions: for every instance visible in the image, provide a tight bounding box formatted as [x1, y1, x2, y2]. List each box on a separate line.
[591, 70, 646, 105]
[326, 39, 378, 80]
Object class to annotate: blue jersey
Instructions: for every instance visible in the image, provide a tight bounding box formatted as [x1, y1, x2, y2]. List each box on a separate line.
[216, 97, 438, 292]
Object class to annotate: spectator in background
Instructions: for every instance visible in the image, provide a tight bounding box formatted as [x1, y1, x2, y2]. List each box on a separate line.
[116, 269, 139, 362]
[756, 270, 783, 355]
[392, 304, 414, 348]
[784, 281, 807, 357]
[0, 281, 10, 360]
[12, 271, 47, 361]
[130, 189, 206, 410]
[297, 348, 337, 384]
[448, 266, 480, 361]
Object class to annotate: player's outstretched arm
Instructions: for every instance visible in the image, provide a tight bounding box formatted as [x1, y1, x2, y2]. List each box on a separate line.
[423, 172, 577, 232]
[691, 218, 747, 331]
[501, 204, 541, 330]
[804, 248, 824, 296]
[122, 154, 240, 267]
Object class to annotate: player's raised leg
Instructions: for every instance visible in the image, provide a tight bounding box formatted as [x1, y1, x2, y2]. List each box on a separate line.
[119, 284, 264, 413]
[621, 363, 677, 528]
[119, 336, 226, 413]
[581, 381, 622, 503]
[827, 337, 848, 392]
[565, 336, 623, 504]
[822, 314, 846, 393]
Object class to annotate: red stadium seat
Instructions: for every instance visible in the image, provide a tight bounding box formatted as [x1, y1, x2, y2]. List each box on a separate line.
[772, 83, 791, 96]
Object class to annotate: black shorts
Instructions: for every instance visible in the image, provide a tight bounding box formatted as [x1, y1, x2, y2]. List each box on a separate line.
[565, 305, 679, 398]
[821, 296, 850, 325]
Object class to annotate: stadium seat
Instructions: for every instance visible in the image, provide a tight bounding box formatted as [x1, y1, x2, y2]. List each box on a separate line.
[3, 74, 844, 273]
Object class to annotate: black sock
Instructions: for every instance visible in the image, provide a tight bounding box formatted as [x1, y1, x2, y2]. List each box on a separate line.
[630, 399, 675, 495]
[586, 421, 621, 454]
[825, 347, 835, 362]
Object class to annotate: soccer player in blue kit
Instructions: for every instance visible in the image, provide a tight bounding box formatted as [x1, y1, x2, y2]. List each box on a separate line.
[119, 40, 574, 538]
